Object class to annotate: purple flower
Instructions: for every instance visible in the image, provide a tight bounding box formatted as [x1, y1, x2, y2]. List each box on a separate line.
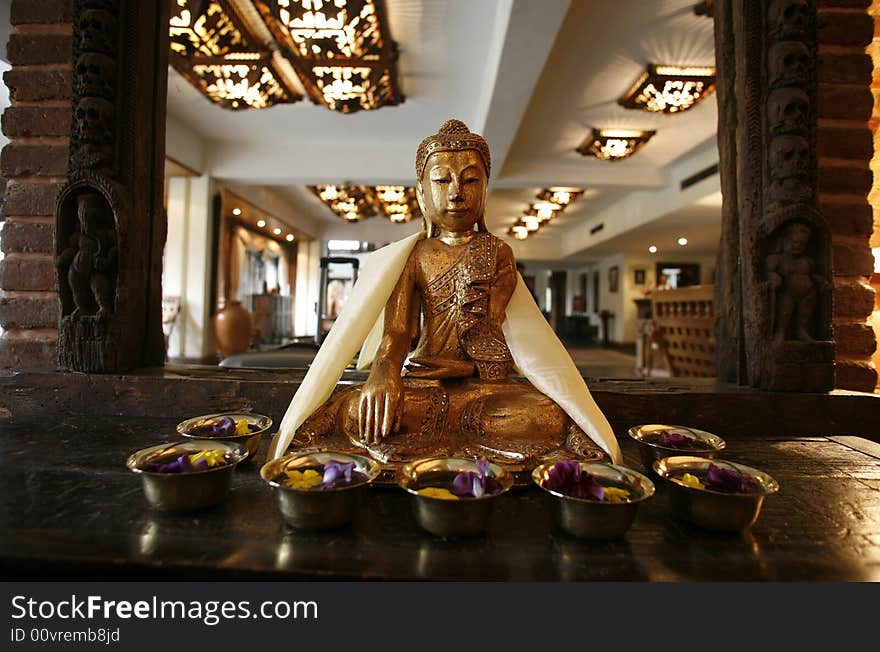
[212, 417, 235, 437]
[659, 432, 693, 448]
[451, 459, 495, 497]
[321, 460, 355, 489]
[705, 463, 757, 493]
[144, 454, 193, 474]
[545, 460, 606, 501]
[546, 460, 582, 492]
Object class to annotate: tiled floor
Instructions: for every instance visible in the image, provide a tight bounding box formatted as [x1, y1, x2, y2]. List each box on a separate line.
[565, 346, 668, 379]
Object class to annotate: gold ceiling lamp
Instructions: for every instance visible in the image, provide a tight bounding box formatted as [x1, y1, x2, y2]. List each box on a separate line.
[508, 187, 586, 241]
[254, 0, 405, 113]
[169, 0, 302, 110]
[618, 64, 716, 114]
[576, 128, 656, 162]
[375, 185, 421, 223]
[536, 187, 584, 208]
[310, 184, 421, 223]
[311, 184, 378, 221]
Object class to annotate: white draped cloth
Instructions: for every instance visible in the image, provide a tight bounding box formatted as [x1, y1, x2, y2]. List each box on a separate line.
[269, 231, 622, 464]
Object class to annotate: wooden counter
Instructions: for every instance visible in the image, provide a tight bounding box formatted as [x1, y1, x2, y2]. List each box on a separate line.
[2, 409, 878, 581]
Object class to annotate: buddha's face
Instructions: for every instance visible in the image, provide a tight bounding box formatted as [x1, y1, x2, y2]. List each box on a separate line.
[417, 149, 487, 234]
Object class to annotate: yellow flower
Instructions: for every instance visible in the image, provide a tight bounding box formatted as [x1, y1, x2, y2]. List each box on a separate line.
[188, 449, 227, 467]
[234, 419, 250, 435]
[417, 487, 459, 500]
[603, 486, 631, 503]
[674, 473, 705, 490]
[282, 469, 323, 490]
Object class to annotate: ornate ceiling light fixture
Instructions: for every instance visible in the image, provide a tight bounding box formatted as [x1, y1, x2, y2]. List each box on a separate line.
[576, 128, 656, 162]
[253, 0, 404, 113]
[169, 0, 302, 110]
[536, 187, 584, 208]
[618, 64, 716, 114]
[508, 188, 586, 241]
[375, 186, 421, 223]
[170, 0, 404, 113]
[310, 184, 421, 223]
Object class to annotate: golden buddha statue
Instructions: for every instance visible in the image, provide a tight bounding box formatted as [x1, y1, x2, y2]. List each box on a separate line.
[270, 120, 621, 470]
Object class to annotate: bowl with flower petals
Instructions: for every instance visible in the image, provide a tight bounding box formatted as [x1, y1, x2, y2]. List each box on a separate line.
[126, 439, 249, 512]
[532, 460, 655, 539]
[396, 457, 514, 537]
[628, 424, 726, 474]
[653, 456, 779, 532]
[261, 451, 381, 530]
[178, 412, 273, 459]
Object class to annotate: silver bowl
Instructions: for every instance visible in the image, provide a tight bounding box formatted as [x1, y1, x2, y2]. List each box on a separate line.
[628, 424, 726, 474]
[261, 451, 381, 530]
[653, 456, 780, 532]
[532, 461, 655, 539]
[177, 412, 273, 459]
[396, 457, 514, 537]
[126, 440, 249, 512]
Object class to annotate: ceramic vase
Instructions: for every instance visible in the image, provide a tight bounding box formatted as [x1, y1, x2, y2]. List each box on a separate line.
[214, 301, 252, 358]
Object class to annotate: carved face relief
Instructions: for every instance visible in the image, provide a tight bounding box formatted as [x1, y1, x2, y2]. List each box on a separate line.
[75, 97, 114, 144]
[75, 53, 116, 100]
[768, 88, 809, 136]
[770, 135, 810, 180]
[768, 42, 810, 89]
[76, 9, 117, 55]
[417, 149, 487, 235]
[768, 0, 809, 40]
[782, 222, 812, 256]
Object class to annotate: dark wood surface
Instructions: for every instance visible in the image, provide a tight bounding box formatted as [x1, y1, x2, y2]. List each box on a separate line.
[4, 367, 879, 441]
[2, 410, 879, 581]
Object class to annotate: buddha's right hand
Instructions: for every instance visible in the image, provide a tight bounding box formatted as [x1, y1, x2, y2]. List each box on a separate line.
[358, 372, 402, 444]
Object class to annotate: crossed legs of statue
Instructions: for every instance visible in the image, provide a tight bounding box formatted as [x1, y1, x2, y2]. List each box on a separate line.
[337, 378, 569, 463]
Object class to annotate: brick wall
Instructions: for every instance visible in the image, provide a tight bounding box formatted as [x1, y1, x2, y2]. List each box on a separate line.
[818, 0, 879, 391]
[0, 0, 72, 368]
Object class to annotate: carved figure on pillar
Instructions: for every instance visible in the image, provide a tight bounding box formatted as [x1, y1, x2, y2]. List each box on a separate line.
[56, 1, 168, 372]
[767, 221, 825, 343]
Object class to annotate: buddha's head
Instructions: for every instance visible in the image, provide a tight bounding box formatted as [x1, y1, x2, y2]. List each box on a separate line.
[415, 119, 490, 237]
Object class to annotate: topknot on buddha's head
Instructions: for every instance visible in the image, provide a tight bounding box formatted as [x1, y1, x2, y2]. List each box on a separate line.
[416, 119, 491, 179]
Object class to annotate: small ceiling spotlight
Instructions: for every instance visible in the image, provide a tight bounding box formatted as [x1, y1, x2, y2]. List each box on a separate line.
[257, 219, 266, 228]
[273, 227, 282, 235]
[576, 128, 656, 161]
[285, 234, 295, 242]
[678, 237, 688, 246]
[619, 64, 716, 114]
[649, 245, 658, 253]
[232, 207, 241, 216]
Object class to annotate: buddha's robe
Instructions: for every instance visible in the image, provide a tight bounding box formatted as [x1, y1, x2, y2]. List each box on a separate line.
[330, 233, 570, 463]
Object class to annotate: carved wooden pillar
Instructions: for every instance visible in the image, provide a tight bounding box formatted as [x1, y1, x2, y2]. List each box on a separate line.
[55, 0, 169, 372]
[717, 0, 835, 391]
[712, 0, 741, 383]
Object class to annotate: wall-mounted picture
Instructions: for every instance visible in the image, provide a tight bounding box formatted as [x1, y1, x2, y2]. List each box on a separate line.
[608, 266, 619, 293]
[634, 268, 646, 285]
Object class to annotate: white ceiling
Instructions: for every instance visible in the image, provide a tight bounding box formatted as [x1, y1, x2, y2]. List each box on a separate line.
[166, 0, 722, 262]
